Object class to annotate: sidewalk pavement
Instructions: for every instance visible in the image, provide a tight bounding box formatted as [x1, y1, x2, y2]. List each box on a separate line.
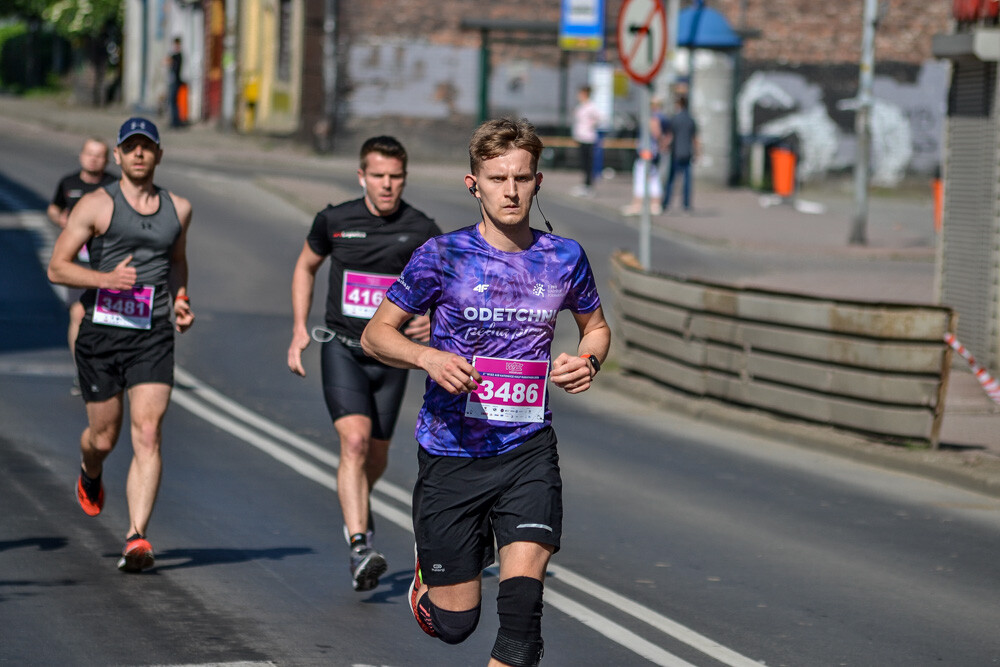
[3, 94, 999, 496]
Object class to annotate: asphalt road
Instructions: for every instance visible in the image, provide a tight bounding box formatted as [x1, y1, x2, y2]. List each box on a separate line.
[2, 129, 1000, 666]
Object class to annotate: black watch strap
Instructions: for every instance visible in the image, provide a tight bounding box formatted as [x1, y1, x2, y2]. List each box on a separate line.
[582, 354, 601, 374]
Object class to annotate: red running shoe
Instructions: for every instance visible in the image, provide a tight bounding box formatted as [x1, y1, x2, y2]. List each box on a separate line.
[408, 544, 437, 637]
[76, 474, 104, 516]
[117, 534, 154, 572]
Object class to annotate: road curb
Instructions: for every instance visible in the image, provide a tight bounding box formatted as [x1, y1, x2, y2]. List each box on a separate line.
[601, 370, 1000, 500]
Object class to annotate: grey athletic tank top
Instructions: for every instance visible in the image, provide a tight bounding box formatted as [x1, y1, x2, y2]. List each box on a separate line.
[85, 181, 182, 321]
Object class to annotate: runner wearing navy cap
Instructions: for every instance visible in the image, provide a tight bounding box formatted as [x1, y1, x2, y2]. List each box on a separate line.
[48, 117, 194, 573]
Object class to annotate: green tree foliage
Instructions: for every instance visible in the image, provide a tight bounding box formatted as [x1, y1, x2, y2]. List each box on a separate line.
[43, 0, 122, 42]
[0, 0, 122, 103]
[2, 0, 50, 21]
[1, 0, 123, 104]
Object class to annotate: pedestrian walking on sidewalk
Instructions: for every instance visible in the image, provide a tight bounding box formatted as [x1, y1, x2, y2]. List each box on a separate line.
[287, 136, 441, 592]
[362, 117, 611, 666]
[47, 117, 195, 573]
[47, 138, 117, 386]
[662, 95, 700, 213]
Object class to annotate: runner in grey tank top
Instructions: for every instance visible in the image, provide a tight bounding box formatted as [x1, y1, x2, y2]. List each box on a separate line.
[47, 116, 195, 574]
[85, 180, 181, 321]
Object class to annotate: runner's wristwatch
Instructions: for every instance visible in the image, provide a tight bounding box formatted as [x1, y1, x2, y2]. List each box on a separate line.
[581, 353, 601, 374]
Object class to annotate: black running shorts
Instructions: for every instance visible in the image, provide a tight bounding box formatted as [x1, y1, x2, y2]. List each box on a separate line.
[320, 338, 409, 440]
[413, 426, 563, 587]
[75, 318, 175, 402]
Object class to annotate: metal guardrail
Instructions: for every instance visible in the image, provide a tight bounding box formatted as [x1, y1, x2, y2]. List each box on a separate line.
[610, 251, 957, 447]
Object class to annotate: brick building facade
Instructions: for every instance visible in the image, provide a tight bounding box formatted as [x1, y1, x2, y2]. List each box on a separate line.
[297, 1, 951, 181]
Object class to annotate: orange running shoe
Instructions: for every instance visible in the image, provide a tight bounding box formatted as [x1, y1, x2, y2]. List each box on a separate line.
[408, 544, 437, 637]
[76, 474, 104, 516]
[117, 534, 155, 572]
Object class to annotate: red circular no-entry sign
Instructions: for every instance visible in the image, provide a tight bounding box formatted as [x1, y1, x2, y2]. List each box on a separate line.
[617, 0, 668, 85]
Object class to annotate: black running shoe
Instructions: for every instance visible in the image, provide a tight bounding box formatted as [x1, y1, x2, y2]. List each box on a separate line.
[350, 544, 387, 592]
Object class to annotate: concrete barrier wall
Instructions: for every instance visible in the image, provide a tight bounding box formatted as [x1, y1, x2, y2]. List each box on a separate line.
[610, 251, 958, 447]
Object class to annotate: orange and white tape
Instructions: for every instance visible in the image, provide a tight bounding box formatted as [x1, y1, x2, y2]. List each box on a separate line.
[944, 333, 1000, 404]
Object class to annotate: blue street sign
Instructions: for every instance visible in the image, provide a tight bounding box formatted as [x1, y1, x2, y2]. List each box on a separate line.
[560, 0, 606, 51]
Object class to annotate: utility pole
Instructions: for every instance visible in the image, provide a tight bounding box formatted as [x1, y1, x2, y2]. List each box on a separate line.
[665, 0, 679, 100]
[850, 0, 878, 245]
[320, 0, 339, 152]
[221, 0, 238, 131]
[638, 84, 652, 269]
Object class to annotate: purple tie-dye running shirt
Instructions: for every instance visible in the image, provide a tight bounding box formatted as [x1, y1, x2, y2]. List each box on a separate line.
[386, 224, 601, 457]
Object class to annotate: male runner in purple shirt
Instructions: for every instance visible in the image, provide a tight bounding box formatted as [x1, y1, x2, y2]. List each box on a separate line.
[362, 117, 610, 667]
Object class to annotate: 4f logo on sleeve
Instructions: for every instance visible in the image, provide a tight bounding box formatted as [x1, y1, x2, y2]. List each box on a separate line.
[474, 283, 489, 293]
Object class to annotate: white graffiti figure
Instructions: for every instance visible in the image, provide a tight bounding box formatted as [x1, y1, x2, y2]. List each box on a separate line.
[738, 71, 841, 182]
[737, 71, 795, 137]
[870, 101, 913, 187]
[739, 70, 917, 185]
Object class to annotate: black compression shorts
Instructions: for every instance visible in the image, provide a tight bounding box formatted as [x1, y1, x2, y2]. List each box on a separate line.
[75, 318, 175, 402]
[320, 337, 409, 440]
[413, 426, 563, 586]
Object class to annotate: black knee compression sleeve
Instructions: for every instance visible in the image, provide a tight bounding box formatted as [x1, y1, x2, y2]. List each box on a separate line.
[422, 597, 481, 645]
[492, 577, 545, 666]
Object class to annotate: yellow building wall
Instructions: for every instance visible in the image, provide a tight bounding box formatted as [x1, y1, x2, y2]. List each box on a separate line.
[238, 0, 303, 133]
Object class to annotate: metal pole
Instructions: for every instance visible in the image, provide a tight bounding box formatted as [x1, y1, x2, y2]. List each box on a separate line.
[639, 84, 652, 269]
[478, 29, 491, 123]
[850, 0, 877, 245]
[320, 0, 338, 151]
[664, 0, 679, 102]
[220, 0, 238, 131]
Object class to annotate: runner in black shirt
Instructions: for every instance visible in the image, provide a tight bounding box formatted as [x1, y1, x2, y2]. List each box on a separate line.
[287, 136, 441, 591]
[48, 138, 117, 387]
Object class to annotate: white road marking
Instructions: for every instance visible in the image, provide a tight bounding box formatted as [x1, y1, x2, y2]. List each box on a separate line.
[543, 588, 698, 667]
[172, 366, 762, 666]
[6, 186, 758, 666]
[151, 663, 277, 667]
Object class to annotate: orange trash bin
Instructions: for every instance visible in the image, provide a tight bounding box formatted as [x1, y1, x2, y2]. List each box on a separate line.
[932, 178, 943, 233]
[177, 82, 189, 123]
[770, 147, 796, 198]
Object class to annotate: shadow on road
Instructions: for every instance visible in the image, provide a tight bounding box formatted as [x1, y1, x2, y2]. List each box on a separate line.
[0, 227, 68, 353]
[140, 545, 315, 571]
[0, 170, 69, 355]
[0, 536, 69, 552]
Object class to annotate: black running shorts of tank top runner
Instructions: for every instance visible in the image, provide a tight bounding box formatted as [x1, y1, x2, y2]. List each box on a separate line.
[75, 318, 175, 402]
[413, 426, 563, 587]
[320, 337, 409, 440]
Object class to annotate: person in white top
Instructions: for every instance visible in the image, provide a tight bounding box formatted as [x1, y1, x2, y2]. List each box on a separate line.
[571, 86, 602, 197]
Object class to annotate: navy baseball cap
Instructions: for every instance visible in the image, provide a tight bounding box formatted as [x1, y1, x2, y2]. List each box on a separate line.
[117, 117, 160, 146]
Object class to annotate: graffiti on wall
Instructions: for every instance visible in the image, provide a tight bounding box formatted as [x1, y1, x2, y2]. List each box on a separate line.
[345, 39, 948, 185]
[737, 61, 948, 185]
